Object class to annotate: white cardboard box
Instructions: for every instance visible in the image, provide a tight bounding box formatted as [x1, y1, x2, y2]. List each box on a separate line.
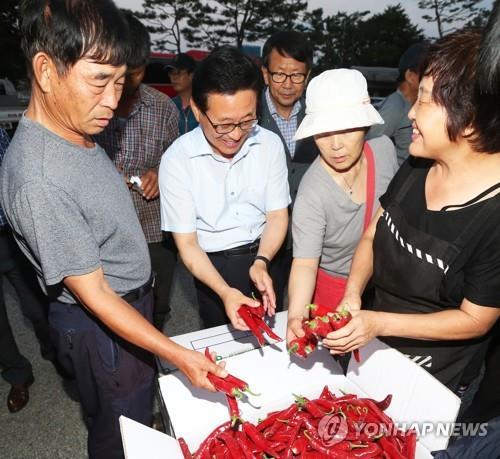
[122, 313, 461, 458]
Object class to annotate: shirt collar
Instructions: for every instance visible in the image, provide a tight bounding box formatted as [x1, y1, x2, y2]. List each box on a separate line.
[265, 87, 302, 119]
[188, 125, 262, 163]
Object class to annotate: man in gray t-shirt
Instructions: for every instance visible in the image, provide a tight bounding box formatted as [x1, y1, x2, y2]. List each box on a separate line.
[0, 2, 224, 458]
[368, 43, 427, 165]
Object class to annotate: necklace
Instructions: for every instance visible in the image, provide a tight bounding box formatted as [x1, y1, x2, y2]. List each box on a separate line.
[341, 163, 363, 195]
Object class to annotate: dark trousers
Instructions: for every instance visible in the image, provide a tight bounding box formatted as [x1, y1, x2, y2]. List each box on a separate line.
[49, 291, 155, 459]
[0, 230, 53, 385]
[195, 245, 288, 328]
[148, 233, 177, 329]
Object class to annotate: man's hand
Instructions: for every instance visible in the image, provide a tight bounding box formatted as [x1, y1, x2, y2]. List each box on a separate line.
[286, 316, 305, 346]
[249, 260, 276, 315]
[221, 287, 260, 331]
[172, 347, 228, 391]
[140, 168, 159, 200]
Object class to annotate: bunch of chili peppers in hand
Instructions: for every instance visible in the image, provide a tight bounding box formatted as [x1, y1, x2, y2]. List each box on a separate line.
[177, 385, 416, 458]
[238, 303, 283, 347]
[288, 305, 361, 363]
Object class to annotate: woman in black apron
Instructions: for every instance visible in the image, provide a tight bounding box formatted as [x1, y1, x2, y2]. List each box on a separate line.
[323, 30, 500, 398]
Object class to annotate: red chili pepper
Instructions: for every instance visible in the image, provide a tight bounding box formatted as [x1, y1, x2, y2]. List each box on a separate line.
[329, 311, 351, 330]
[363, 394, 392, 412]
[178, 437, 192, 458]
[242, 421, 281, 458]
[307, 303, 332, 319]
[256, 318, 283, 342]
[377, 435, 406, 459]
[353, 349, 361, 363]
[303, 429, 347, 458]
[207, 373, 245, 398]
[225, 374, 261, 396]
[226, 395, 240, 425]
[238, 306, 266, 346]
[218, 429, 245, 459]
[246, 302, 266, 318]
[288, 335, 317, 358]
[320, 385, 335, 400]
[235, 430, 258, 459]
[293, 394, 325, 418]
[194, 421, 232, 458]
[204, 347, 259, 398]
[403, 429, 417, 459]
[305, 316, 333, 339]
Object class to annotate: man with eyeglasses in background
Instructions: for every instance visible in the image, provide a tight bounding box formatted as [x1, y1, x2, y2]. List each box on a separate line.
[159, 47, 290, 329]
[168, 53, 199, 135]
[260, 31, 319, 309]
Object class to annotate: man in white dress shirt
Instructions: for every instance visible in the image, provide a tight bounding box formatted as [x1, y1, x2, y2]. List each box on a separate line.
[159, 47, 290, 328]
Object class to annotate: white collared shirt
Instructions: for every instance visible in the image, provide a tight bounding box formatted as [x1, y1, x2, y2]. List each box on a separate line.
[159, 125, 291, 252]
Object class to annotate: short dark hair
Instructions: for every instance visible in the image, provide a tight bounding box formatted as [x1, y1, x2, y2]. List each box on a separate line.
[420, 29, 499, 153]
[21, 0, 129, 76]
[191, 46, 263, 113]
[262, 31, 313, 71]
[122, 11, 150, 69]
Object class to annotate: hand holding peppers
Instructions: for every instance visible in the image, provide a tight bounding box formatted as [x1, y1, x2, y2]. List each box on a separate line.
[172, 346, 228, 392]
[323, 309, 381, 357]
[221, 286, 261, 331]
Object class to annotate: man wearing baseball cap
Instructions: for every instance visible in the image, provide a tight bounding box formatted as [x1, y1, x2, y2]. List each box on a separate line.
[369, 42, 428, 165]
[168, 53, 199, 134]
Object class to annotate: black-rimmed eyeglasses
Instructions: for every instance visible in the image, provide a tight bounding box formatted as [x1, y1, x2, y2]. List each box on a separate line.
[266, 70, 307, 84]
[202, 111, 258, 135]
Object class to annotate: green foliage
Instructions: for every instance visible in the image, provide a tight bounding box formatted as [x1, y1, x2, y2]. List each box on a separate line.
[183, 0, 307, 49]
[418, 0, 483, 37]
[135, 0, 200, 52]
[301, 4, 423, 73]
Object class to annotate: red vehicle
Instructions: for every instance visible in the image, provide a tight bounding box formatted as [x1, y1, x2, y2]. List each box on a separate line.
[144, 50, 209, 97]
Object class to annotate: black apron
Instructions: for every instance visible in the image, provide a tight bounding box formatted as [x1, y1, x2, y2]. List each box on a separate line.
[372, 169, 499, 392]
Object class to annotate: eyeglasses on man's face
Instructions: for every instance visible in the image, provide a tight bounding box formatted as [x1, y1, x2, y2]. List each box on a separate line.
[202, 111, 258, 135]
[266, 69, 307, 84]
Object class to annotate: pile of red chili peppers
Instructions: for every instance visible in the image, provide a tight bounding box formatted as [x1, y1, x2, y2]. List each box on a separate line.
[177, 385, 416, 458]
[288, 305, 361, 363]
[238, 304, 283, 346]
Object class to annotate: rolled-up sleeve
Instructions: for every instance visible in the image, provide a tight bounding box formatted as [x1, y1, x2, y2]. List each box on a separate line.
[264, 138, 291, 212]
[159, 148, 197, 233]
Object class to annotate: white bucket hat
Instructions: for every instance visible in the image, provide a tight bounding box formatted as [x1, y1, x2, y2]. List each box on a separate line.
[294, 69, 384, 140]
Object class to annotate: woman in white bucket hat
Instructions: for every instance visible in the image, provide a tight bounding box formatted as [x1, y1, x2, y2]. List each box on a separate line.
[286, 68, 398, 345]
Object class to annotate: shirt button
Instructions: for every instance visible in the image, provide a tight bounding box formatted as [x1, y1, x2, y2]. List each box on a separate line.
[231, 192, 235, 196]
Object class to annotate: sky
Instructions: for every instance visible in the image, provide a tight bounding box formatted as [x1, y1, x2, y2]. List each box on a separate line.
[115, 0, 494, 42]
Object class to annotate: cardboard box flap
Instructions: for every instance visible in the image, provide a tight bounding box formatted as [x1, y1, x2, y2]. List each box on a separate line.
[347, 339, 461, 452]
[119, 415, 183, 459]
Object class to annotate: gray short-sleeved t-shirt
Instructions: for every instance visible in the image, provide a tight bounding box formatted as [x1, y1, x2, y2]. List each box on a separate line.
[292, 136, 398, 278]
[0, 117, 151, 303]
[368, 90, 412, 165]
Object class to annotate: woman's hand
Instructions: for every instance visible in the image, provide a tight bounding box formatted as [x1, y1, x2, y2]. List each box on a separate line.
[336, 292, 362, 312]
[286, 316, 306, 346]
[323, 310, 381, 354]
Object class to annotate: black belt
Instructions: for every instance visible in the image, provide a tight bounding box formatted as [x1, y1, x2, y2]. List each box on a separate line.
[208, 240, 260, 257]
[122, 275, 155, 303]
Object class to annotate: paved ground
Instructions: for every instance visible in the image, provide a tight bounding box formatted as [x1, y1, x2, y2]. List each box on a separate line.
[0, 262, 203, 459]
